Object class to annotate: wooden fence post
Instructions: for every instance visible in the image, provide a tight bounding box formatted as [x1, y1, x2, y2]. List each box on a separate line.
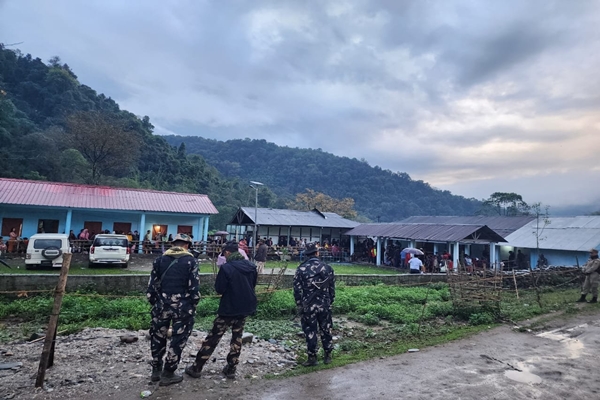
[35, 253, 72, 388]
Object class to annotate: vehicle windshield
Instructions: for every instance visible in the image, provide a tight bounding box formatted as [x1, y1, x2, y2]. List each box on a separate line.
[33, 239, 62, 249]
[94, 238, 128, 247]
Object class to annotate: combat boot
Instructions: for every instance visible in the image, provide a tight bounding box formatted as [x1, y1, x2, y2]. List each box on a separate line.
[184, 365, 202, 379]
[323, 351, 332, 365]
[222, 364, 237, 379]
[150, 363, 162, 382]
[576, 295, 587, 303]
[302, 355, 318, 367]
[588, 297, 598, 304]
[159, 369, 183, 386]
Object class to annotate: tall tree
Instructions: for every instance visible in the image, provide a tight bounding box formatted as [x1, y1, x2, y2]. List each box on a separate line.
[288, 189, 358, 219]
[479, 192, 530, 216]
[65, 111, 140, 184]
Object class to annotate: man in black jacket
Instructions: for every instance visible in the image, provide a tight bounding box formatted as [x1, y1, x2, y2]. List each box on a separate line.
[254, 239, 268, 274]
[185, 241, 257, 379]
[147, 233, 199, 386]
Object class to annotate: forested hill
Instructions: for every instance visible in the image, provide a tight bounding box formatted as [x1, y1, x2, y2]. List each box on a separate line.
[163, 136, 480, 222]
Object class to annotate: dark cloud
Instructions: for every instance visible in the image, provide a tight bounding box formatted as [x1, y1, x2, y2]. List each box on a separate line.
[1, 0, 600, 206]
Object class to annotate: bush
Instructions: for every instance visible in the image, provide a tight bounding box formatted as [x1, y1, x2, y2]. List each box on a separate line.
[468, 312, 495, 325]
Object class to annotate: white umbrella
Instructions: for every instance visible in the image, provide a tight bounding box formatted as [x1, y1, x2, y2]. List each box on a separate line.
[402, 248, 424, 255]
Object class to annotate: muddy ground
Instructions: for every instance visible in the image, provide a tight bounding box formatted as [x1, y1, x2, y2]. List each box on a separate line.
[19, 308, 597, 400]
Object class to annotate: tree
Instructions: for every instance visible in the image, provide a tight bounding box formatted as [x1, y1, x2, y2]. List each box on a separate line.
[287, 189, 358, 219]
[65, 111, 141, 184]
[479, 192, 530, 216]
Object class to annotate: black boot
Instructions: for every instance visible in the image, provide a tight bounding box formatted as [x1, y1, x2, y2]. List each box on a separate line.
[184, 365, 202, 379]
[323, 352, 332, 365]
[222, 364, 237, 379]
[159, 369, 183, 386]
[576, 295, 587, 303]
[151, 363, 162, 382]
[302, 355, 318, 367]
[588, 297, 598, 304]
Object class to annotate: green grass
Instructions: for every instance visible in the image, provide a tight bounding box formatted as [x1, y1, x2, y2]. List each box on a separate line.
[0, 284, 592, 373]
[264, 260, 399, 275]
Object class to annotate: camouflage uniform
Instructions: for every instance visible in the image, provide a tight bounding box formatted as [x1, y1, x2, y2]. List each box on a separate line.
[192, 316, 246, 368]
[147, 247, 200, 372]
[581, 256, 600, 297]
[293, 256, 336, 357]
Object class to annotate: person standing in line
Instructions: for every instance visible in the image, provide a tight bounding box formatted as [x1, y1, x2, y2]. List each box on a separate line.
[186, 241, 257, 380]
[576, 248, 600, 303]
[254, 239, 268, 274]
[147, 234, 199, 386]
[408, 253, 423, 274]
[293, 243, 335, 367]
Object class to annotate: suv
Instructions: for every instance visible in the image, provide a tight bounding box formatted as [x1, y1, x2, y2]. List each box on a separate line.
[89, 234, 130, 268]
[25, 234, 70, 270]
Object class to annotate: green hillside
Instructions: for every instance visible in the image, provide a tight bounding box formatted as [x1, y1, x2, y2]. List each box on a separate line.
[163, 136, 480, 222]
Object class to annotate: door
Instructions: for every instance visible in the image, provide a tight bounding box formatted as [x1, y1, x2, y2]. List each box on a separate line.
[152, 224, 167, 240]
[84, 221, 103, 236]
[113, 222, 132, 234]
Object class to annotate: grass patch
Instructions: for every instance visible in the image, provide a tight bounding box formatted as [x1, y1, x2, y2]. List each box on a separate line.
[0, 264, 215, 275]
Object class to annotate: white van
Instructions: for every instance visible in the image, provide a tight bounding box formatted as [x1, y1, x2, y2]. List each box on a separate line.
[25, 233, 70, 270]
[89, 234, 130, 268]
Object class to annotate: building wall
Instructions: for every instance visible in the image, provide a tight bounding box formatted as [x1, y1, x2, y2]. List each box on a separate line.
[499, 245, 588, 268]
[0, 204, 210, 240]
[226, 224, 351, 245]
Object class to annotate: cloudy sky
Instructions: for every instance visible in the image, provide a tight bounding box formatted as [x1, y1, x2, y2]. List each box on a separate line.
[2, 0, 600, 209]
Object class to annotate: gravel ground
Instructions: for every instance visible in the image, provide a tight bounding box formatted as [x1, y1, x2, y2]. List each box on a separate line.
[0, 327, 298, 400]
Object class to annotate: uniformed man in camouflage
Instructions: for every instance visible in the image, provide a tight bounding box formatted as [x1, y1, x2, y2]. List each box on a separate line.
[147, 233, 200, 386]
[185, 241, 257, 380]
[293, 242, 336, 366]
[576, 248, 600, 304]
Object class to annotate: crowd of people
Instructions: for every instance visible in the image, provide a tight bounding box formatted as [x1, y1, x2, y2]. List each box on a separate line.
[0, 227, 29, 255]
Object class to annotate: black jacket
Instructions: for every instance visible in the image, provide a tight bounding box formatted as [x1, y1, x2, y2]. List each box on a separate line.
[215, 258, 258, 317]
[254, 243, 268, 262]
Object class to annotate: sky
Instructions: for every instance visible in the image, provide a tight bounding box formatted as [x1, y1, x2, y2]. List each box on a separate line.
[1, 0, 600, 210]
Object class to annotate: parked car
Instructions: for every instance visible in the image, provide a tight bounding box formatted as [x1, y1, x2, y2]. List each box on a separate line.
[89, 234, 130, 268]
[25, 233, 70, 270]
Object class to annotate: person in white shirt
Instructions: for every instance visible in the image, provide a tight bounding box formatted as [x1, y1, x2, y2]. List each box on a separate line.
[408, 254, 423, 274]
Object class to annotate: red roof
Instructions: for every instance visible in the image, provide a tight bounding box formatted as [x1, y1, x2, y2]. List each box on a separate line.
[0, 178, 218, 214]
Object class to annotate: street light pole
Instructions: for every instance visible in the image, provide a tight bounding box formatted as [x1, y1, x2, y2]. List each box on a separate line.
[250, 181, 264, 260]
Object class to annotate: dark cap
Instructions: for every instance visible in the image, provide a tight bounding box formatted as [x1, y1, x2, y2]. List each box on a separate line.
[223, 241, 238, 253]
[591, 248, 599, 254]
[172, 233, 193, 244]
[304, 242, 319, 255]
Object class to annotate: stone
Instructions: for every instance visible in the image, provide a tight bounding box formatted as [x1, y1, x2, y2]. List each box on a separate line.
[242, 332, 254, 344]
[0, 362, 22, 370]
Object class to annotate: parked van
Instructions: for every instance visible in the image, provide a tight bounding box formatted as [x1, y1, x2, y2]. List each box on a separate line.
[25, 233, 70, 270]
[89, 234, 130, 268]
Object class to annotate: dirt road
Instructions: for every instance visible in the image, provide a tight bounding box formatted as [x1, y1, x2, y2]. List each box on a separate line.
[83, 309, 600, 400]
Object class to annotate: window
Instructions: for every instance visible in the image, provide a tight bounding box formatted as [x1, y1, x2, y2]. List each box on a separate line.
[177, 225, 193, 235]
[38, 219, 59, 234]
[33, 239, 62, 249]
[2, 218, 23, 237]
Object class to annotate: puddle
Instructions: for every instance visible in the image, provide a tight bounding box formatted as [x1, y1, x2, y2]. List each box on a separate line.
[536, 324, 586, 359]
[504, 370, 542, 384]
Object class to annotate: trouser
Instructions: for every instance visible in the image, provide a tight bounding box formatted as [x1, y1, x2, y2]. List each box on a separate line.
[255, 261, 265, 274]
[150, 305, 194, 371]
[301, 308, 333, 357]
[192, 315, 246, 369]
[410, 269, 421, 274]
[582, 272, 600, 297]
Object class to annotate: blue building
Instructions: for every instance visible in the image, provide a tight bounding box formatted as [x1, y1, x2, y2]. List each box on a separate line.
[503, 216, 600, 267]
[0, 178, 218, 241]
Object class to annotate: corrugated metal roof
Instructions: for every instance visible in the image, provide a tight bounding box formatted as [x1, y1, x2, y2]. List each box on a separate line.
[504, 216, 600, 251]
[0, 178, 218, 214]
[344, 223, 506, 243]
[400, 216, 534, 237]
[231, 207, 360, 229]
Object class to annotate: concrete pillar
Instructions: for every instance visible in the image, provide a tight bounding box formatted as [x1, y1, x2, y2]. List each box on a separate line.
[490, 243, 497, 269]
[376, 237, 381, 266]
[350, 236, 355, 256]
[433, 243, 439, 255]
[453, 242, 460, 272]
[203, 217, 209, 242]
[410, 240, 416, 249]
[139, 213, 146, 252]
[65, 209, 73, 234]
[195, 218, 203, 243]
